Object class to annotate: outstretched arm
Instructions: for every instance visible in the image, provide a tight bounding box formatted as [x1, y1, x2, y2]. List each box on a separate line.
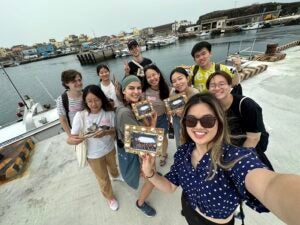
[246, 168, 300, 225]
[141, 154, 177, 193]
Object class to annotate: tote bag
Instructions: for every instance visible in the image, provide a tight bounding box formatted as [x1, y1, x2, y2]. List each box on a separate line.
[75, 111, 88, 167]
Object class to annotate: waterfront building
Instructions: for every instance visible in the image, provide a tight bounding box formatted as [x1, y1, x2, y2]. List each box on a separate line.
[22, 48, 38, 60]
[185, 24, 201, 33]
[0, 48, 8, 57]
[132, 28, 141, 36]
[140, 27, 154, 38]
[64, 35, 81, 49]
[153, 22, 174, 36]
[172, 20, 192, 31]
[199, 16, 227, 31]
[35, 43, 56, 57]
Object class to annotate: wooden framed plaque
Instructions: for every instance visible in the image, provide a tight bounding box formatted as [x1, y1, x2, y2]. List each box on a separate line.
[131, 100, 154, 120]
[124, 124, 164, 156]
[164, 93, 187, 114]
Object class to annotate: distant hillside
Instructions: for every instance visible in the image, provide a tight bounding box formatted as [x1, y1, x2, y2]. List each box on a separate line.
[196, 2, 300, 24]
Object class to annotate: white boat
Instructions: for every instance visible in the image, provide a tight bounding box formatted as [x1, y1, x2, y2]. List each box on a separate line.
[241, 22, 264, 31]
[0, 66, 61, 148]
[0, 99, 61, 148]
[114, 50, 122, 58]
[121, 48, 130, 57]
[196, 30, 211, 37]
[146, 35, 177, 48]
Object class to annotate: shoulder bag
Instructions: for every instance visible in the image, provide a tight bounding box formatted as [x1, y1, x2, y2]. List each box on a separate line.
[75, 111, 88, 167]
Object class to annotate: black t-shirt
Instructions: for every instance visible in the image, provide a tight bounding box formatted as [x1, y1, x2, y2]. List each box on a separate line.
[227, 95, 268, 152]
[128, 58, 152, 75]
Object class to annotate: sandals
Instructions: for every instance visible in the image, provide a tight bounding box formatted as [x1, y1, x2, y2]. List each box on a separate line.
[159, 154, 168, 167]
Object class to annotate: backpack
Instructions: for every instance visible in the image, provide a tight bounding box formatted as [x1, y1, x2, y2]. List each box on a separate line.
[239, 97, 269, 153]
[192, 63, 243, 95]
[239, 96, 273, 171]
[191, 64, 221, 85]
[61, 91, 71, 128]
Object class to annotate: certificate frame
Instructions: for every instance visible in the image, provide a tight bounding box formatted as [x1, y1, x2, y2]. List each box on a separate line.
[124, 124, 164, 156]
[164, 93, 187, 114]
[131, 100, 154, 120]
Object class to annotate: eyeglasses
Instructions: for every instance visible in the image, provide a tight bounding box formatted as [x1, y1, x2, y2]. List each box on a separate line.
[208, 82, 228, 90]
[183, 115, 217, 128]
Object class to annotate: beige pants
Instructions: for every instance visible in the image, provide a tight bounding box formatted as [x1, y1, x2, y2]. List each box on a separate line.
[88, 148, 119, 199]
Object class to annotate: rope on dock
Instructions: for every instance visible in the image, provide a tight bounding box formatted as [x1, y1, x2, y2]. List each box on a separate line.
[276, 40, 300, 52]
[239, 64, 268, 82]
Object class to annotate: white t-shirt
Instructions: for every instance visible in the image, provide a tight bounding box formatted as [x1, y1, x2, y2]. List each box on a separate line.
[71, 109, 115, 159]
[100, 82, 122, 107]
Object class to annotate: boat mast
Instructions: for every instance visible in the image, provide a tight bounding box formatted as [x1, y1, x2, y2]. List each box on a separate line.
[0, 65, 29, 110]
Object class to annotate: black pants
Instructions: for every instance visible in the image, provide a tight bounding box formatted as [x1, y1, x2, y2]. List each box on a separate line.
[181, 193, 235, 225]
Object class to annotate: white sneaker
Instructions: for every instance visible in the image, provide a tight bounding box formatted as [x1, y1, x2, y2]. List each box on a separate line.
[107, 198, 119, 211]
[110, 174, 124, 182]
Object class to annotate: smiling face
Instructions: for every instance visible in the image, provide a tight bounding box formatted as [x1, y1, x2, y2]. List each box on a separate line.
[98, 67, 110, 82]
[85, 92, 102, 114]
[185, 103, 218, 148]
[208, 75, 231, 100]
[145, 69, 160, 89]
[193, 48, 212, 68]
[123, 81, 142, 103]
[129, 45, 141, 57]
[65, 74, 83, 92]
[171, 72, 189, 92]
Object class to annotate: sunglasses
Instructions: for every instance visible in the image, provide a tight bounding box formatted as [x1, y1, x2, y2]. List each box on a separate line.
[183, 115, 217, 128]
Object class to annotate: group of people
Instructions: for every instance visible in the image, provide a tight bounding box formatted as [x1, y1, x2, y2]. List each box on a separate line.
[56, 39, 300, 225]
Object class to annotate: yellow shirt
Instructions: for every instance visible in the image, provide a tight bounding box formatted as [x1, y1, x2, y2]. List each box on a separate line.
[190, 63, 234, 92]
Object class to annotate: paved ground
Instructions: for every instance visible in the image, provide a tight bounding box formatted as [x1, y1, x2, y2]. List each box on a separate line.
[1, 46, 300, 225]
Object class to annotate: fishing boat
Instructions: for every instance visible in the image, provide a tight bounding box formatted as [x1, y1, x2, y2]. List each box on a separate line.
[196, 30, 211, 37]
[240, 22, 264, 31]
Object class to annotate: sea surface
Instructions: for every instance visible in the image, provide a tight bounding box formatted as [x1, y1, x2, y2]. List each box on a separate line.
[1, 25, 300, 126]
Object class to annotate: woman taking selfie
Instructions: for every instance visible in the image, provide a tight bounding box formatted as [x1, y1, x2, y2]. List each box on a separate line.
[142, 93, 300, 225]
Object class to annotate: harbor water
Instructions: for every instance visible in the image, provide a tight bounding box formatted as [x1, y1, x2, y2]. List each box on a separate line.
[1, 25, 300, 126]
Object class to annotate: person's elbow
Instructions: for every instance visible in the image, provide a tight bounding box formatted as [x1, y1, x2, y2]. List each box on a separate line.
[244, 132, 261, 148]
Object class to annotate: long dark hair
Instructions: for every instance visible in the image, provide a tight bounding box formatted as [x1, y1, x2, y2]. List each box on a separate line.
[169, 67, 189, 83]
[82, 85, 114, 112]
[142, 64, 169, 100]
[169, 67, 190, 94]
[96, 64, 110, 82]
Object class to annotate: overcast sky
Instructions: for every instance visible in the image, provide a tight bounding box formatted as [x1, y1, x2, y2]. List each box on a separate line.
[0, 0, 296, 48]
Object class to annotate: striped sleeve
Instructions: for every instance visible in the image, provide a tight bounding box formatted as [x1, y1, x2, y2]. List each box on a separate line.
[56, 95, 66, 116]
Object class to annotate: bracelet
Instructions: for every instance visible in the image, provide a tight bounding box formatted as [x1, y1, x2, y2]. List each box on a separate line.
[146, 170, 156, 179]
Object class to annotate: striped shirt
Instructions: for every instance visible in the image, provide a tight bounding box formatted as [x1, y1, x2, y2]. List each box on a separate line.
[56, 94, 84, 126]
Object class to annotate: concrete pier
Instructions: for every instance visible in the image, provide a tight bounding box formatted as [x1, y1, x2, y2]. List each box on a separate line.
[76, 48, 115, 65]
